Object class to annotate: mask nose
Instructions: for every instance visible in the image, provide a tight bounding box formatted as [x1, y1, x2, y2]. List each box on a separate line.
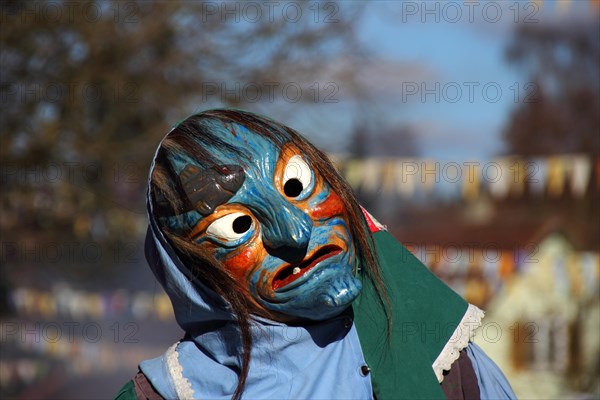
[261, 203, 313, 263]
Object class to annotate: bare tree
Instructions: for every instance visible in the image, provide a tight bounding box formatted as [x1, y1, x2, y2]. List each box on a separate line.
[503, 21, 600, 156]
[0, 0, 365, 276]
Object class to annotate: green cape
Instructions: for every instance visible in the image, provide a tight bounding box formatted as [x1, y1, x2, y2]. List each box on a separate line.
[354, 230, 478, 400]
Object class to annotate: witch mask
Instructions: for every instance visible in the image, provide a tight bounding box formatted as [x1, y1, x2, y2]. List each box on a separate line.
[153, 113, 362, 321]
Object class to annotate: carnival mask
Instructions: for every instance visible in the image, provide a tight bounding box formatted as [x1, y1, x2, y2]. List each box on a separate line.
[160, 122, 362, 320]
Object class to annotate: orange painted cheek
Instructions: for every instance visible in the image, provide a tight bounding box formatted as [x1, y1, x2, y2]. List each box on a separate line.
[223, 245, 264, 285]
[309, 191, 346, 220]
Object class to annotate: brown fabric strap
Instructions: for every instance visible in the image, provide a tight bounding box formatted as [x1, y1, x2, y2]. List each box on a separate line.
[440, 349, 481, 400]
[133, 371, 164, 400]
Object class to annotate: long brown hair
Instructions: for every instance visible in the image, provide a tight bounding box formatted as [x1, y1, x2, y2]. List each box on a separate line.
[150, 109, 390, 400]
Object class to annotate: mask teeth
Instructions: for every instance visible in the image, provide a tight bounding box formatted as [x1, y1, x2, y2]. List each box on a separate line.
[292, 267, 301, 275]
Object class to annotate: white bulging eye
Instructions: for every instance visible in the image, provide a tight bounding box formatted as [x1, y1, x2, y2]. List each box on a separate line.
[283, 155, 312, 198]
[206, 212, 253, 241]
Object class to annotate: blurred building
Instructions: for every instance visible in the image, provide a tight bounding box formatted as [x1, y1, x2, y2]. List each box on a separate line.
[336, 153, 600, 398]
[395, 219, 599, 398]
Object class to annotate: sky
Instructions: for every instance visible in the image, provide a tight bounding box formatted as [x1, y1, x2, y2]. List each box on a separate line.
[364, 2, 526, 161]
[286, 0, 597, 162]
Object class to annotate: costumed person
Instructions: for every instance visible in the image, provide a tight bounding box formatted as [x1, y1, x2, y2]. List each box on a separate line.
[116, 109, 516, 399]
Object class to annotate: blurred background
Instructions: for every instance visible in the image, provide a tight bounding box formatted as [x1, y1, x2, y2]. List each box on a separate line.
[1, 0, 598, 398]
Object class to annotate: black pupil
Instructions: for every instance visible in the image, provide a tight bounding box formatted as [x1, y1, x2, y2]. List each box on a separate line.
[232, 215, 252, 234]
[284, 179, 303, 197]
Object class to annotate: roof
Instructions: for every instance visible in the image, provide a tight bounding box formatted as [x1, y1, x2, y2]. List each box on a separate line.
[389, 208, 599, 251]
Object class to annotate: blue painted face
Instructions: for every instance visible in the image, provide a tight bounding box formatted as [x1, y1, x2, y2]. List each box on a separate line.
[163, 123, 362, 321]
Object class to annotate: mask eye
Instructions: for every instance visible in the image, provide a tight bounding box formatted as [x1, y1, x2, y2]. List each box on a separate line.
[283, 155, 313, 199]
[206, 212, 253, 241]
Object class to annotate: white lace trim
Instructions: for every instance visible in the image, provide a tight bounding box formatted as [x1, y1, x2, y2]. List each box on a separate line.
[165, 341, 195, 399]
[432, 303, 484, 383]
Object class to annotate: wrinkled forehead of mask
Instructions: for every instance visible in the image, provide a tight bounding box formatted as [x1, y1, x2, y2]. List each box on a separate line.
[154, 119, 287, 233]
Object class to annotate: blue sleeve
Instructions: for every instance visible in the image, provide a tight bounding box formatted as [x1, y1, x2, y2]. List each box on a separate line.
[466, 342, 517, 399]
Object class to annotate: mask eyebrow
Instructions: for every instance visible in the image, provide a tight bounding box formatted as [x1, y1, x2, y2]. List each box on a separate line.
[273, 143, 307, 182]
[178, 163, 246, 216]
